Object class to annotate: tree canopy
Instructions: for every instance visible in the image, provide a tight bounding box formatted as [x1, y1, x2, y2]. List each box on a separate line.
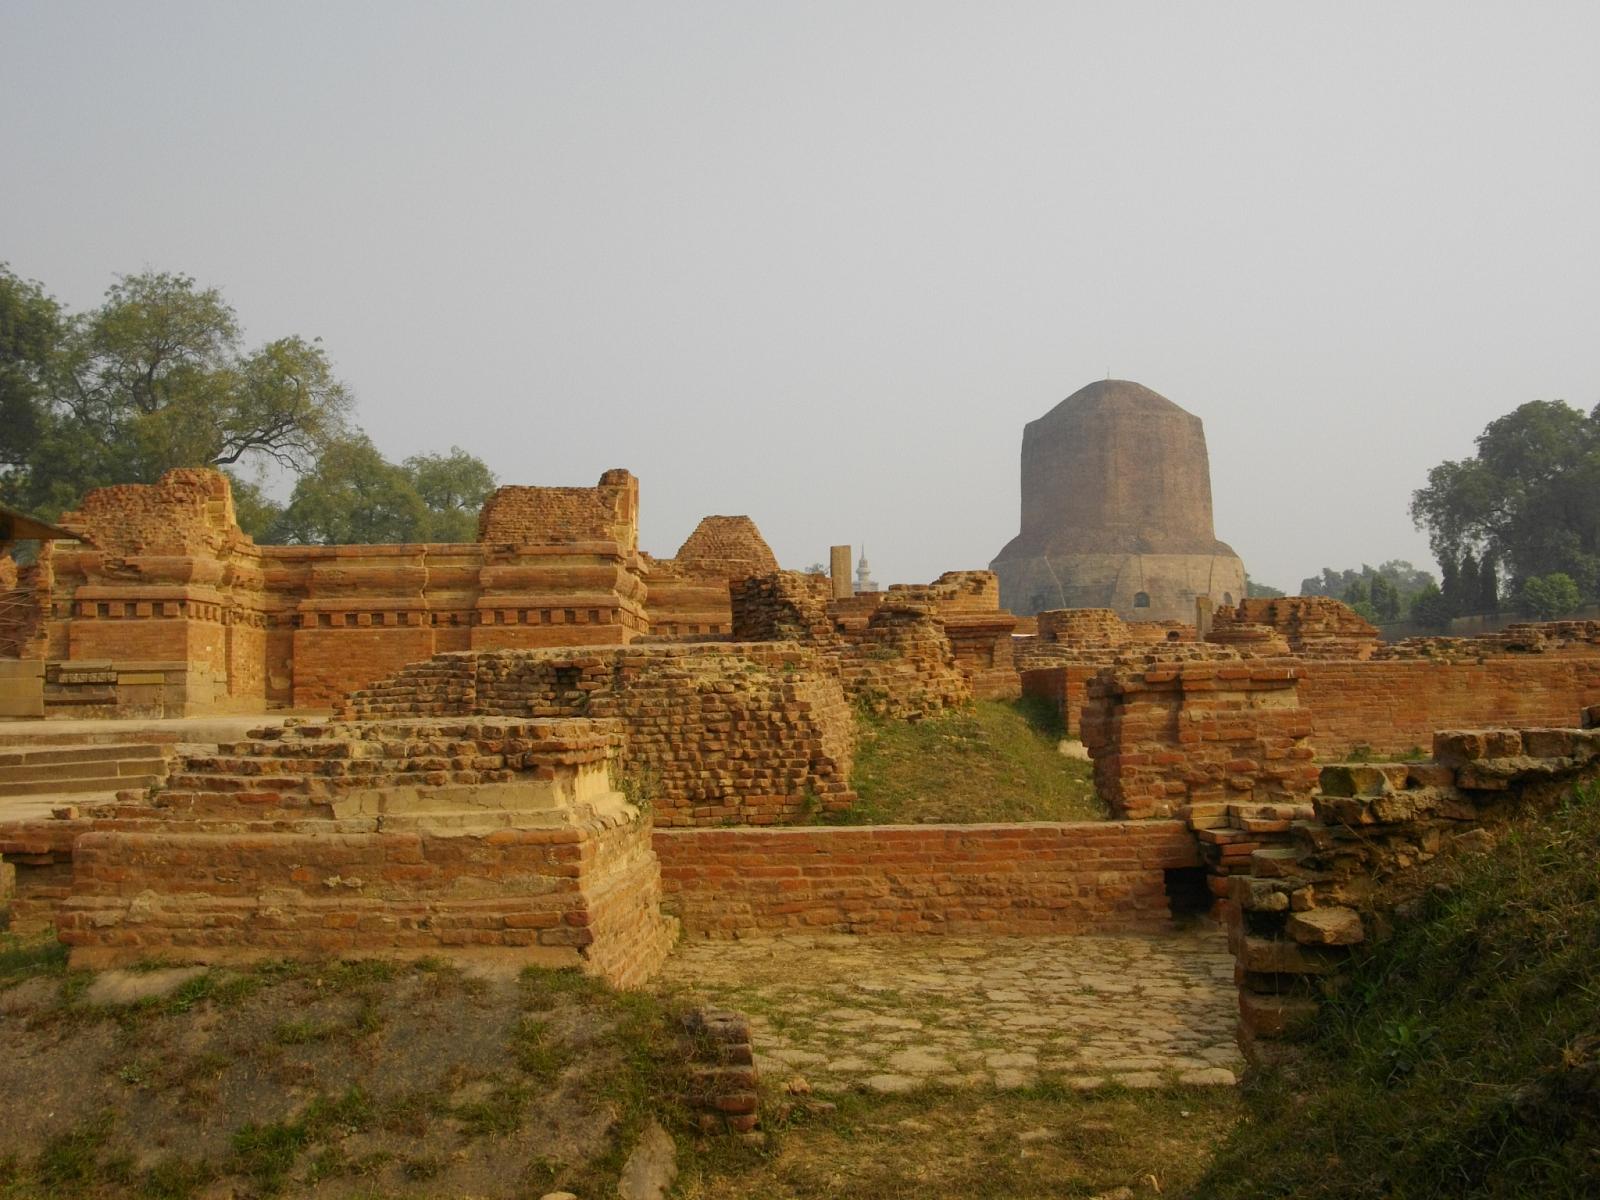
[1298, 561, 1437, 622]
[1, 266, 354, 517]
[1, 264, 496, 546]
[1412, 399, 1600, 605]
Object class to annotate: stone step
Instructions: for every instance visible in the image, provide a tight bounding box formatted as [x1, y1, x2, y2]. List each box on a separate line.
[0, 757, 166, 784]
[165, 773, 310, 793]
[0, 743, 167, 769]
[0, 773, 163, 798]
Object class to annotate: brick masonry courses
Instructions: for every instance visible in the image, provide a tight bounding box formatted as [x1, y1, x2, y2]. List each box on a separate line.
[1225, 726, 1600, 1059]
[1081, 661, 1320, 821]
[52, 716, 677, 986]
[730, 571, 974, 720]
[35, 469, 653, 713]
[337, 642, 858, 826]
[22, 468, 1019, 715]
[653, 820, 1199, 937]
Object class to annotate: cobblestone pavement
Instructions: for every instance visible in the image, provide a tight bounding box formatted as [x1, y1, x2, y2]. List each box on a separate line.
[659, 929, 1243, 1094]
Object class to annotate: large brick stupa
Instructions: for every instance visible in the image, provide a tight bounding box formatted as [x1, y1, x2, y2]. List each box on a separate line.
[989, 380, 1246, 620]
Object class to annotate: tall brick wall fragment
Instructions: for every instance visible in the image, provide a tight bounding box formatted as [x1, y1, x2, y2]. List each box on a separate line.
[1082, 661, 1319, 819]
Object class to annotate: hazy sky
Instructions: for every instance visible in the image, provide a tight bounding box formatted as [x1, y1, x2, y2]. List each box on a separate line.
[5, 2, 1598, 591]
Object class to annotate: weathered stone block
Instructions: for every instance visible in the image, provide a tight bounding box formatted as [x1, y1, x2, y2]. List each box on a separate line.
[1285, 907, 1364, 946]
[1238, 990, 1319, 1040]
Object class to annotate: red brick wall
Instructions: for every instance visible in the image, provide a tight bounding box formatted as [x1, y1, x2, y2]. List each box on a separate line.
[654, 820, 1198, 936]
[1302, 657, 1600, 757]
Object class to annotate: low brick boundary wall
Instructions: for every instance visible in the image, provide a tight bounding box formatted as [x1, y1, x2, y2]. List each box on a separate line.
[654, 820, 1198, 937]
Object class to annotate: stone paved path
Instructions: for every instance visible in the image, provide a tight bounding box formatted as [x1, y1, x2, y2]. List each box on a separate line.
[659, 929, 1243, 1094]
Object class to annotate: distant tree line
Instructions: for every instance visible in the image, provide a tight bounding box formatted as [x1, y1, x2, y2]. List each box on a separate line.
[1296, 561, 1437, 624]
[0, 264, 495, 544]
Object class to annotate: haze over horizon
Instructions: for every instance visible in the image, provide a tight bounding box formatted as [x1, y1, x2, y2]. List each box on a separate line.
[4, 2, 1597, 592]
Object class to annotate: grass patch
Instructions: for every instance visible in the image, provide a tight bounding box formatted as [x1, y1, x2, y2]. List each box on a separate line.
[1200, 781, 1600, 1199]
[511, 1015, 572, 1082]
[0, 933, 68, 988]
[834, 697, 1105, 825]
[230, 1085, 376, 1193]
[271, 1018, 339, 1045]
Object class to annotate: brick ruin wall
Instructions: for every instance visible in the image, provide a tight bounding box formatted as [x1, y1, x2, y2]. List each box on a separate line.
[30, 469, 651, 711]
[654, 820, 1198, 937]
[730, 571, 976, 719]
[1027, 603, 1600, 751]
[645, 514, 780, 639]
[1082, 661, 1321, 821]
[476, 468, 639, 550]
[337, 643, 858, 826]
[1226, 722, 1600, 1057]
[51, 716, 678, 986]
[1301, 654, 1600, 758]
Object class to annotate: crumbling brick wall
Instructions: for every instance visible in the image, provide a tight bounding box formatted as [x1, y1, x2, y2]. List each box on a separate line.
[1231, 596, 1380, 660]
[730, 573, 971, 720]
[476, 468, 639, 551]
[655, 820, 1198, 936]
[1227, 724, 1600, 1057]
[52, 716, 678, 986]
[337, 643, 858, 826]
[885, 572, 1018, 698]
[1082, 661, 1320, 819]
[731, 572, 838, 644]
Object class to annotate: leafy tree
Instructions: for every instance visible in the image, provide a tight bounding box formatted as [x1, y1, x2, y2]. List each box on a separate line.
[273, 435, 428, 545]
[1478, 556, 1500, 614]
[1412, 400, 1600, 604]
[1369, 574, 1402, 622]
[0, 266, 66, 507]
[1, 268, 351, 518]
[268, 438, 497, 546]
[1519, 572, 1581, 621]
[1408, 581, 1452, 627]
[403, 447, 497, 542]
[224, 471, 286, 542]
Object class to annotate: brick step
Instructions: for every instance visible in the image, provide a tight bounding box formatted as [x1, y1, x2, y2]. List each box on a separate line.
[165, 772, 312, 793]
[150, 789, 325, 809]
[0, 744, 167, 770]
[0, 758, 167, 785]
[0, 773, 163, 798]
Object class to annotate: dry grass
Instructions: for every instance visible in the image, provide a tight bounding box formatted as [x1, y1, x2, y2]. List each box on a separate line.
[0, 953, 687, 1199]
